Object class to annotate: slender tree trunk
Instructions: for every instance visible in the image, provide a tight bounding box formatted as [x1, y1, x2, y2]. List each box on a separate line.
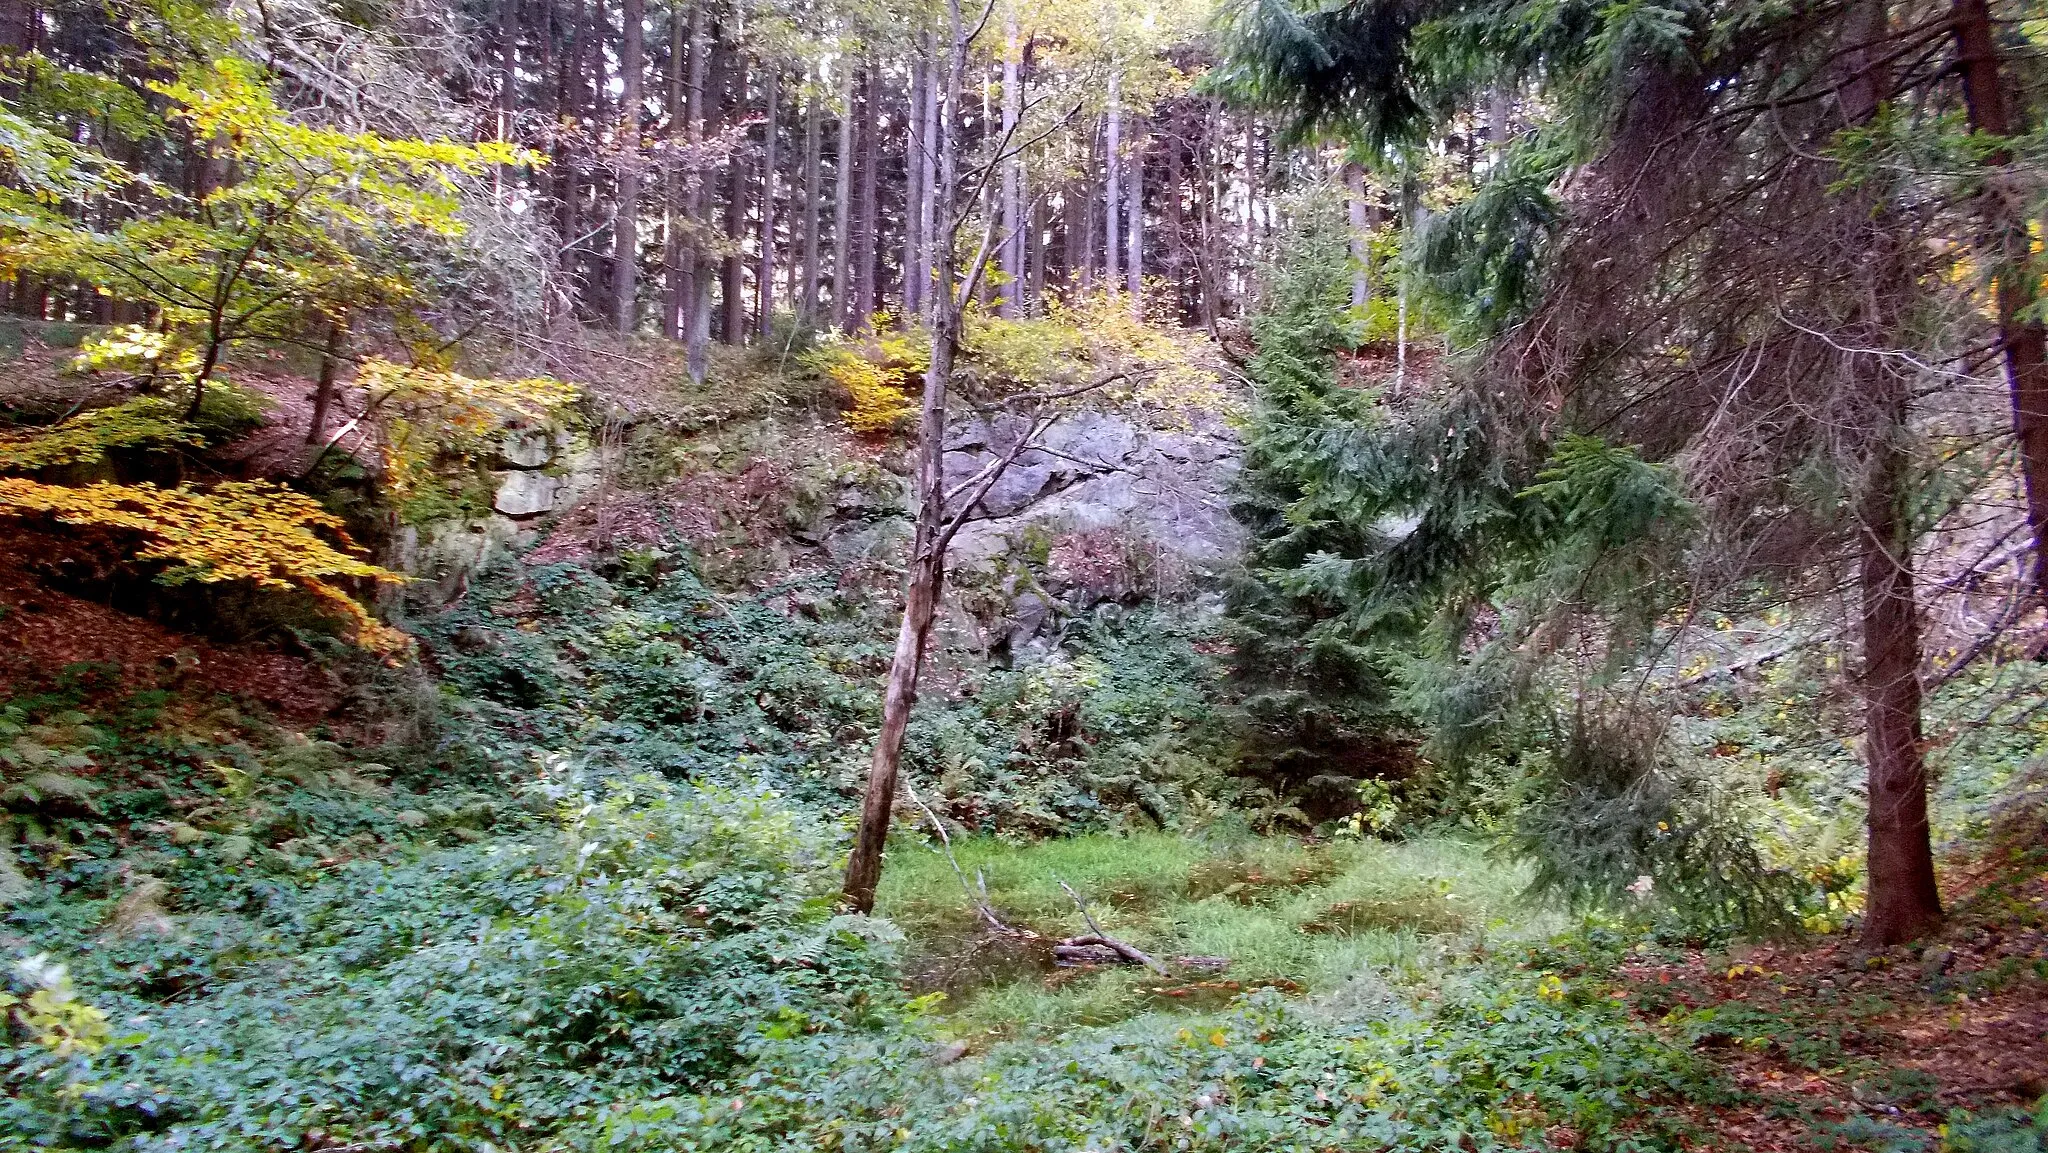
[495, 0, 518, 156]
[904, 56, 928, 319]
[917, 49, 939, 322]
[611, 0, 643, 332]
[1064, 170, 1084, 293]
[721, 31, 748, 343]
[801, 73, 823, 324]
[757, 66, 779, 338]
[1125, 115, 1142, 313]
[1951, 0, 2048, 603]
[1346, 162, 1370, 309]
[1083, 132, 1099, 286]
[684, 9, 715, 380]
[997, 13, 1021, 317]
[1027, 192, 1045, 314]
[306, 314, 346, 446]
[661, 1, 686, 340]
[845, 0, 967, 915]
[832, 59, 853, 329]
[586, 0, 610, 312]
[554, 0, 584, 306]
[1104, 73, 1121, 291]
[851, 57, 879, 330]
[1165, 118, 1184, 321]
[1858, 397, 1942, 946]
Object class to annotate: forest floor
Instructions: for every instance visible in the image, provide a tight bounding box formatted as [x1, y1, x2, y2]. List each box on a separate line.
[881, 827, 2048, 1151]
[1622, 829, 2048, 1151]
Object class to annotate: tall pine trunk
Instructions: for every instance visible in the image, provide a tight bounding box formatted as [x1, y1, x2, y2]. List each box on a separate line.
[1104, 74, 1120, 291]
[997, 14, 1021, 317]
[904, 55, 928, 319]
[495, 0, 518, 157]
[1164, 118, 1184, 321]
[831, 60, 853, 330]
[610, 0, 643, 332]
[721, 31, 748, 343]
[1951, 0, 2048, 603]
[801, 75, 823, 324]
[552, 0, 583, 310]
[1346, 162, 1370, 309]
[1124, 115, 1141, 313]
[757, 67, 779, 338]
[661, 2, 686, 340]
[1858, 418, 1942, 946]
[916, 49, 939, 322]
[684, 11, 716, 380]
[1847, 0, 1942, 947]
[851, 58, 878, 330]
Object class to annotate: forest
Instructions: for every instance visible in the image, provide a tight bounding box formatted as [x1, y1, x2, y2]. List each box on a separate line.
[2, 0, 2048, 1145]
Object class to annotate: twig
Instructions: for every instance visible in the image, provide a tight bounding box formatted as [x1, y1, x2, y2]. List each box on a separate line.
[904, 780, 1017, 935]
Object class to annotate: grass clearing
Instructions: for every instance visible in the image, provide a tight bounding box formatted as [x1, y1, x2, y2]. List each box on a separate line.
[874, 829, 1564, 1036]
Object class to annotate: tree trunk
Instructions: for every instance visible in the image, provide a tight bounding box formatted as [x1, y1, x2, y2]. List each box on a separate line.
[997, 14, 1021, 317]
[801, 73, 823, 324]
[306, 314, 346, 446]
[1951, 0, 2048, 603]
[1104, 74, 1121, 291]
[1082, 132, 1099, 286]
[661, 1, 686, 340]
[684, 9, 715, 380]
[553, 0, 583, 306]
[1346, 162, 1370, 309]
[1125, 115, 1142, 313]
[1845, 0, 1942, 948]
[721, 31, 748, 344]
[904, 55, 928, 319]
[845, 0, 967, 915]
[1165, 118, 1184, 321]
[611, 0, 643, 332]
[851, 58, 878, 330]
[1064, 173, 1084, 293]
[832, 60, 853, 330]
[1027, 192, 1045, 315]
[917, 49, 939, 322]
[757, 66, 778, 339]
[1857, 396, 1942, 947]
[495, 0, 518, 152]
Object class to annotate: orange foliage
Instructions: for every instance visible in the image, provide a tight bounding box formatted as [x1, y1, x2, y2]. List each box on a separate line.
[0, 478, 407, 653]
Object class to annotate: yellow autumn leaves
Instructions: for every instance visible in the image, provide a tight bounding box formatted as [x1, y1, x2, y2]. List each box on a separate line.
[0, 477, 408, 652]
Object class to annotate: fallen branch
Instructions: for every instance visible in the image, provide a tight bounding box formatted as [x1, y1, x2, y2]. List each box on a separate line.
[1055, 879, 1167, 975]
[1054, 933, 1169, 973]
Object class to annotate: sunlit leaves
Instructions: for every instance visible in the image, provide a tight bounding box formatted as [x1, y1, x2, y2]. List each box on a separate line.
[0, 397, 201, 470]
[0, 478, 407, 651]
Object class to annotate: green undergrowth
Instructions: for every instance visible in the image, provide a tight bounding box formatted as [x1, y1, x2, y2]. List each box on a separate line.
[877, 829, 1560, 1035]
[415, 557, 1233, 834]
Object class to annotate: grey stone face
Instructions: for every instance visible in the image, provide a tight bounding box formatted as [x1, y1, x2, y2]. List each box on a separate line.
[943, 407, 1243, 576]
[493, 470, 563, 518]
